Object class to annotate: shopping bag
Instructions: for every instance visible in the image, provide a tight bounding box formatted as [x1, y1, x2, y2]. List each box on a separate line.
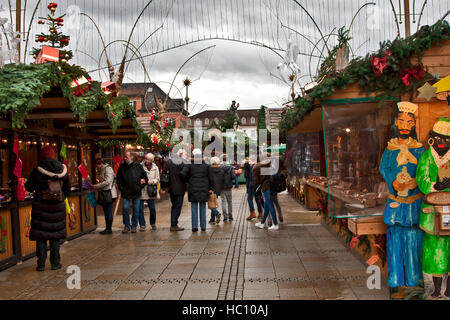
[208, 192, 218, 209]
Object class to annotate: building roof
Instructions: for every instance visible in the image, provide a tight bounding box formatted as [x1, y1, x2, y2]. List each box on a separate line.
[120, 83, 187, 115]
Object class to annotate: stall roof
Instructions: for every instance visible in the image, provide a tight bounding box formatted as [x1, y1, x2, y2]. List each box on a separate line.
[286, 107, 323, 134]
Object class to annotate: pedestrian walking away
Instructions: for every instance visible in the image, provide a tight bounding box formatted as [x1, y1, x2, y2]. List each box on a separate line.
[25, 146, 71, 271]
[181, 149, 213, 232]
[139, 153, 160, 231]
[221, 154, 236, 221]
[245, 157, 263, 220]
[253, 153, 279, 230]
[163, 149, 188, 231]
[233, 159, 242, 188]
[209, 156, 224, 224]
[116, 151, 148, 234]
[92, 158, 117, 234]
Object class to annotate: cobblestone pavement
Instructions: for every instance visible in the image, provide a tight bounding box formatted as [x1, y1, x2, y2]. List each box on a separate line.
[0, 188, 390, 300]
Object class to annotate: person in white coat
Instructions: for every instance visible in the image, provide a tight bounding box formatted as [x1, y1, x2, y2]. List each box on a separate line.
[93, 158, 117, 235]
[139, 153, 160, 231]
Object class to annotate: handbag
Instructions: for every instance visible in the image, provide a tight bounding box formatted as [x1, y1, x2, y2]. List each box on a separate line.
[147, 184, 158, 198]
[160, 171, 170, 184]
[208, 192, 218, 209]
[97, 189, 113, 205]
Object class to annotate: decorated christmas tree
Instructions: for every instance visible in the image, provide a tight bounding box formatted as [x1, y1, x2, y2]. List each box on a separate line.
[31, 2, 72, 63]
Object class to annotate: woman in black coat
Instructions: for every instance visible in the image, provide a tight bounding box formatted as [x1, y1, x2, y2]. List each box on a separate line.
[180, 149, 213, 232]
[25, 146, 70, 271]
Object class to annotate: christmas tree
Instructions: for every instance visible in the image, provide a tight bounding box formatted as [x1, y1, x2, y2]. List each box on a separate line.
[31, 2, 72, 63]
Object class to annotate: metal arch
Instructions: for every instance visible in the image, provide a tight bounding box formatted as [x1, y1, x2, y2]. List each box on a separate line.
[348, 2, 376, 32]
[87, 37, 320, 75]
[416, 1, 427, 31]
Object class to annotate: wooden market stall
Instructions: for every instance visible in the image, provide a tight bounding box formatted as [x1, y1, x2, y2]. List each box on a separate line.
[285, 107, 326, 210]
[282, 21, 450, 277]
[0, 86, 137, 271]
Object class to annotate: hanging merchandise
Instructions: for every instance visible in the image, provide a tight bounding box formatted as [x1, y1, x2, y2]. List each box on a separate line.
[60, 140, 67, 159]
[65, 198, 77, 230]
[25, 209, 31, 238]
[85, 192, 97, 208]
[0, 216, 6, 253]
[16, 178, 26, 201]
[77, 163, 88, 179]
[12, 135, 22, 178]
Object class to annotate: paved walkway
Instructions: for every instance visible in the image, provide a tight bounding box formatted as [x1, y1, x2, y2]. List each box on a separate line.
[0, 188, 390, 300]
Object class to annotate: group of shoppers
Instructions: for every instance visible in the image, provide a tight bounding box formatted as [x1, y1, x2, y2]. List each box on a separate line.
[25, 145, 284, 271]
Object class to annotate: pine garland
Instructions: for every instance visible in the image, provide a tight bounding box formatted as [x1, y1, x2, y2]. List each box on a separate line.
[279, 19, 450, 135]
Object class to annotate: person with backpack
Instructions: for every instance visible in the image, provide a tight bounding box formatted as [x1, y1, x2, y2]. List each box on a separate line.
[221, 154, 236, 222]
[92, 158, 117, 234]
[233, 160, 242, 188]
[25, 146, 70, 271]
[116, 151, 148, 233]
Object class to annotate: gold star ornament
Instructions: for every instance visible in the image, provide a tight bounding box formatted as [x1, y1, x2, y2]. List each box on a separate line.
[417, 82, 437, 101]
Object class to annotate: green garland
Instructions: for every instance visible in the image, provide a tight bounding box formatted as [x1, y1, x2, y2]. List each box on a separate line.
[279, 19, 450, 135]
[0, 62, 146, 141]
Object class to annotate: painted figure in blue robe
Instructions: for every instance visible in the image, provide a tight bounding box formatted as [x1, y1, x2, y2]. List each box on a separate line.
[379, 102, 425, 299]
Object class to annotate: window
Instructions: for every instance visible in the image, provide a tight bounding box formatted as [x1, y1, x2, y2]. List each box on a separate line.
[204, 118, 209, 125]
[188, 119, 192, 126]
[250, 117, 255, 124]
[130, 100, 137, 109]
[195, 119, 201, 126]
[241, 117, 246, 124]
[214, 118, 219, 124]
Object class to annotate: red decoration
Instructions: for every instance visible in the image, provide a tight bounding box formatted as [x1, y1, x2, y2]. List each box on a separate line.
[112, 154, 123, 165]
[78, 163, 88, 179]
[110, 112, 116, 118]
[16, 178, 26, 202]
[371, 55, 388, 76]
[400, 64, 425, 87]
[12, 135, 22, 178]
[35, 46, 60, 64]
[350, 236, 360, 250]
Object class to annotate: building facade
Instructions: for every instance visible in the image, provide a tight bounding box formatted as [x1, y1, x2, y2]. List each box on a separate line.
[120, 83, 188, 132]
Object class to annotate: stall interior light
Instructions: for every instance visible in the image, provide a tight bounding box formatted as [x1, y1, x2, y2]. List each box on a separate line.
[345, 128, 351, 133]
[32, 141, 37, 145]
[2, 139, 7, 143]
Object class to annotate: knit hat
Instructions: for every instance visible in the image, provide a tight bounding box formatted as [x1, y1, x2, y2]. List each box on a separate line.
[432, 118, 450, 136]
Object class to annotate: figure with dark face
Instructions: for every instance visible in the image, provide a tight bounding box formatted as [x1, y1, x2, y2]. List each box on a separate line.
[379, 102, 425, 299]
[416, 118, 450, 298]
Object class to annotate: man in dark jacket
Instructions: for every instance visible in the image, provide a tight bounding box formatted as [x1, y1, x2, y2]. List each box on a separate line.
[221, 155, 236, 222]
[164, 149, 188, 231]
[116, 151, 148, 233]
[180, 149, 213, 232]
[25, 146, 70, 271]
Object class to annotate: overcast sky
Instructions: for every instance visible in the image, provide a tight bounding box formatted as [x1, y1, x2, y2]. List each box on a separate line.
[2, 0, 448, 115]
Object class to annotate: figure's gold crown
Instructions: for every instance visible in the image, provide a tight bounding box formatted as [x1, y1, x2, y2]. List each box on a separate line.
[397, 101, 418, 114]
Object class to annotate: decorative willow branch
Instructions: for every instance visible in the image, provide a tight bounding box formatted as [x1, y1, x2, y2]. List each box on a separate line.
[23, 0, 41, 63]
[416, 0, 427, 31]
[116, 0, 154, 92]
[167, 45, 216, 98]
[291, 0, 331, 54]
[389, 0, 401, 38]
[80, 12, 113, 80]
[100, 40, 150, 83]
